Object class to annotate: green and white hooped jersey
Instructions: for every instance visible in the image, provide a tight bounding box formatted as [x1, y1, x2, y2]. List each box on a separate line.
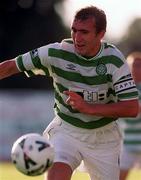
[15, 39, 138, 129]
[121, 84, 141, 152]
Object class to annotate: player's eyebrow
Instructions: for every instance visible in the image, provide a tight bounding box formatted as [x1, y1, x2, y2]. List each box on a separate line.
[71, 27, 89, 33]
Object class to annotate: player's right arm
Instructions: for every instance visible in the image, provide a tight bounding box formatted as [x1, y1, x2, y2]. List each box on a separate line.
[0, 59, 20, 80]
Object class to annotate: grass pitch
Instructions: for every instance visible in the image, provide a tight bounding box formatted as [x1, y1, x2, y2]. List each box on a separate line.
[0, 162, 90, 180]
[1, 162, 141, 180]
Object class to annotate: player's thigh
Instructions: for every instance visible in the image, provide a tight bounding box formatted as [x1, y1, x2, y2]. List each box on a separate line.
[82, 124, 122, 180]
[45, 162, 73, 180]
[48, 128, 82, 171]
[83, 149, 120, 180]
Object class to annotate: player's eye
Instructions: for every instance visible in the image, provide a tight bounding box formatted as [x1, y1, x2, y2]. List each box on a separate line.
[81, 30, 89, 34]
[71, 28, 77, 33]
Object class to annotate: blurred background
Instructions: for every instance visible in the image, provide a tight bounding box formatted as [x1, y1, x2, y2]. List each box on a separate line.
[0, 0, 141, 162]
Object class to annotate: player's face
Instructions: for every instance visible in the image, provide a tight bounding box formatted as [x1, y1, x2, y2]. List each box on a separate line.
[71, 18, 105, 57]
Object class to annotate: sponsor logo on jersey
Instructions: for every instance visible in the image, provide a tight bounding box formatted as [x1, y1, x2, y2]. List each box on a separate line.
[83, 89, 107, 102]
[96, 63, 107, 75]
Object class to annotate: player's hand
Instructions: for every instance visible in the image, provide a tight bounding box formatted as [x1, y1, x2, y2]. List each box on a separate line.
[64, 90, 89, 113]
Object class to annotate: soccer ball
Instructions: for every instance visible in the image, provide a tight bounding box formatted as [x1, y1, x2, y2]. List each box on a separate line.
[11, 133, 54, 176]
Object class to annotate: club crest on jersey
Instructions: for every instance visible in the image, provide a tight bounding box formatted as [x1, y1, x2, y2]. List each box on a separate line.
[96, 63, 107, 75]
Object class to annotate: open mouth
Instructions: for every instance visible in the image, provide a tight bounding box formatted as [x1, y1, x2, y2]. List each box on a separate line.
[75, 44, 85, 49]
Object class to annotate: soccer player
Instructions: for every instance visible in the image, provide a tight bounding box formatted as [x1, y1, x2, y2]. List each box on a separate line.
[120, 52, 141, 180]
[0, 6, 139, 180]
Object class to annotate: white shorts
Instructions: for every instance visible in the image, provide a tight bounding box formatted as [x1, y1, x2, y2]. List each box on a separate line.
[43, 117, 122, 180]
[120, 147, 141, 170]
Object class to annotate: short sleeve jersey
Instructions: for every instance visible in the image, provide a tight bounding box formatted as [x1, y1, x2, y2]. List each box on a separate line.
[15, 39, 138, 129]
[120, 84, 141, 152]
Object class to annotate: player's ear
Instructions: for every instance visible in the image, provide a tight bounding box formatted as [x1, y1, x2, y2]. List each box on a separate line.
[98, 30, 105, 39]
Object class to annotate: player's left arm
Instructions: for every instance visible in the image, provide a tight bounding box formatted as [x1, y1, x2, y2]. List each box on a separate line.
[64, 91, 139, 118]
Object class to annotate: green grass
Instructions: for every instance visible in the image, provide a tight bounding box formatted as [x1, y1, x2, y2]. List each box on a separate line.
[0, 162, 90, 180]
[1, 162, 141, 180]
